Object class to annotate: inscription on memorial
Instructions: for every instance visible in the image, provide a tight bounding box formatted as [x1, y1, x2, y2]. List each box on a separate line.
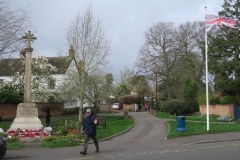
[19, 104, 37, 117]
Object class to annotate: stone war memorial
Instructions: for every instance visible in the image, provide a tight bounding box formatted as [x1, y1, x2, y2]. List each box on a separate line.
[7, 31, 46, 143]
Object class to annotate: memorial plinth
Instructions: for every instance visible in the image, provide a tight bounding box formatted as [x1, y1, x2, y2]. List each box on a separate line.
[8, 103, 43, 131]
[7, 31, 45, 143]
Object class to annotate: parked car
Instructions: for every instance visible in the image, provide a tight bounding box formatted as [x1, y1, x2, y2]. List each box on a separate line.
[112, 103, 119, 110]
[0, 135, 6, 158]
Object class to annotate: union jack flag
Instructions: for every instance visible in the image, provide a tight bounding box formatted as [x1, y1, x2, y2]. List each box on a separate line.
[205, 14, 239, 33]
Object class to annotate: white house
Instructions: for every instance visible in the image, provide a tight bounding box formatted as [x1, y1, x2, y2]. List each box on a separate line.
[0, 47, 93, 108]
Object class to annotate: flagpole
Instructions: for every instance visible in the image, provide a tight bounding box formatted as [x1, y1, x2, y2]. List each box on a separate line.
[205, 6, 210, 131]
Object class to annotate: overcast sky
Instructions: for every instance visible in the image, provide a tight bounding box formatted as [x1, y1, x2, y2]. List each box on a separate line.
[11, 0, 223, 79]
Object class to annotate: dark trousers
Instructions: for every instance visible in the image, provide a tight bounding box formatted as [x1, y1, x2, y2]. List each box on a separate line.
[83, 134, 99, 151]
[46, 116, 50, 127]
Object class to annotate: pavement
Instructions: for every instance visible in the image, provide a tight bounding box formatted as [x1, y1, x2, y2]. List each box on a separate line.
[6, 111, 240, 159]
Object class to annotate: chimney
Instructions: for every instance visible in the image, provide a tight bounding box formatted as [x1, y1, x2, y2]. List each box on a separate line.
[69, 45, 74, 58]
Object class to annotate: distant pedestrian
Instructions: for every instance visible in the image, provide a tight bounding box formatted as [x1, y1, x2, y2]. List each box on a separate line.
[44, 107, 51, 127]
[144, 104, 148, 112]
[148, 103, 150, 111]
[80, 109, 99, 155]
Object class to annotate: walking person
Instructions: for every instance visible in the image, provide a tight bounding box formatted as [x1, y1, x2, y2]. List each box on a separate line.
[44, 107, 51, 127]
[144, 104, 148, 112]
[80, 109, 99, 155]
[148, 103, 150, 111]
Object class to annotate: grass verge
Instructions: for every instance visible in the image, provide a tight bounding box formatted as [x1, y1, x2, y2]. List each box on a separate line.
[166, 120, 240, 139]
[7, 142, 23, 150]
[41, 116, 134, 148]
[1, 115, 134, 149]
[156, 111, 219, 122]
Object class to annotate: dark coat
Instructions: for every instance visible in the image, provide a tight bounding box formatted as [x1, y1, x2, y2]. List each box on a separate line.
[44, 107, 51, 123]
[82, 115, 98, 136]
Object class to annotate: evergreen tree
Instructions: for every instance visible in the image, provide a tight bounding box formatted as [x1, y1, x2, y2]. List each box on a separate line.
[208, 0, 240, 101]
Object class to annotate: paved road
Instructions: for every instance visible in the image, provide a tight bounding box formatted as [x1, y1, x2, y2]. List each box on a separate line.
[4, 112, 240, 160]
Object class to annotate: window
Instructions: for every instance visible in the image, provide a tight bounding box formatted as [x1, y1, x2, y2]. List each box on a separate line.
[48, 79, 55, 89]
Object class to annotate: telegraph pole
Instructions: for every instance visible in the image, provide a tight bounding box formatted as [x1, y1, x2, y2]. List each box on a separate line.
[154, 68, 158, 110]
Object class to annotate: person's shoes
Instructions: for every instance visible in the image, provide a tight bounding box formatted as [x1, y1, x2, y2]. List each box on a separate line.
[95, 148, 99, 153]
[80, 151, 87, 155]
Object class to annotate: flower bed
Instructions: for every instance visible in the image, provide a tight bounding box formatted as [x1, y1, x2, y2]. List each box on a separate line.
[7, 129, 48, 138]
[67, 129, 78, 134]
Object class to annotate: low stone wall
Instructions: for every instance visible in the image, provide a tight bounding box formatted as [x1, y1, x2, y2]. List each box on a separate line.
[123, 104, 135, 112]
[199, 104, 235, 120]
[98, 104, 112, 112]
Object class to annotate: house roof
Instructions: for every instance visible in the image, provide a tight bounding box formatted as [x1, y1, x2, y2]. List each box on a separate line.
[0, 56, 73, 76]
[47, 56, 73, 74]
[0, 58, 24, 76]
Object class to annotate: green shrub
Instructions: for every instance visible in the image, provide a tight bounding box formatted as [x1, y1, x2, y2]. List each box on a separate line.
[209, 97, 220, 105]
[209, 114, 220, 119]
[64, 107, 79, 115]
[6, 136, 18, 143]
[7, 142, 23, 150]
[159, 103, 167, 112]
[184, 79, 198, 101]
[163, 100, 187, 115]
[185, 101, 199, 114]
[0, 132, 8, 138]
[198, 93, 219, 105]
[118, 95, 139, 109]
[48, 96, 55, 102]
[42, 136, 58, 142]
[193, 112, 202, 117]
[220, 95, 239, 105]
[0, 86, 23, 103]
[198, 93, 208, 104]
[235, 119, 240, 124]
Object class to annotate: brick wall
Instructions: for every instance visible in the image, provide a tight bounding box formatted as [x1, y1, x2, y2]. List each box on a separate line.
[37, 103, 64, 117]
[0, 104, 16, 118]
[0, 103, 117, 121]
[199, 104, 235, 120]
[0, 103, 64, 120]
[98, 104, 112, 112]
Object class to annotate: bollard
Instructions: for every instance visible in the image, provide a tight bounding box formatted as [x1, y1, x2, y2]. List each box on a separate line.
[40, 126, 44, 141]
[17, 128, 20, 141]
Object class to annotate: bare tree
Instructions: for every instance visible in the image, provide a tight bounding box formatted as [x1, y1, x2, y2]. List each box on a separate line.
[0, 0, 29, 59]
[65, 5, 111, 121]
[136, 21, 205, 100]
[173, 21, 205, 98]
[120, 66, 136, 89]
[136, 22, 178, 99]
